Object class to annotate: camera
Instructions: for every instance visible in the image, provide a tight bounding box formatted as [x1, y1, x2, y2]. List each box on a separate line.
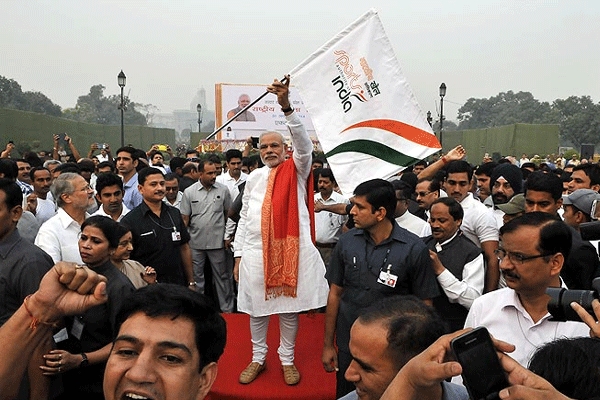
[546, 277, 600, 322]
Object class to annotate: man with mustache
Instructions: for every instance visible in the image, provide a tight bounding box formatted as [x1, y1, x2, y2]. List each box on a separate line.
[323, 178, 439, 398]
[489, 163, 523, 228]
[422, 197, 484, 331]
[440, 161, 499, 292]
[29, 166, 56, 224]
[233, 76, 329, 386]
[314, 168, 348, 266]
[414, 177, 441, 222]
[121, 167, 194, 286]
[460, 212, 589, 369]
[181, 160, 234, 312]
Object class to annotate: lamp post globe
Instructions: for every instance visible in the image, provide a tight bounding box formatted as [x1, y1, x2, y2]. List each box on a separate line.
[118, 70, 127, 147]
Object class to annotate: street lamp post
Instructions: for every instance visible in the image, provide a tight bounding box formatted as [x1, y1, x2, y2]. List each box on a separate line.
[439, 83, 446, 148]
[118, 70, 126, 147]
[197, 104, 202, 133]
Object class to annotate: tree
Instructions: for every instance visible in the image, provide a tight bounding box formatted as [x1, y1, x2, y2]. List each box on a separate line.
[20, 91, 62, 116]
[0, 75, 62, 116]
[551, 96, 600, 148]
[63, 84, 148, 126]
[457, 91, 553, 130]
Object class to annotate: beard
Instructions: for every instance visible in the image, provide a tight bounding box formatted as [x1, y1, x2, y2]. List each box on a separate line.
[493, 193, 509, 205]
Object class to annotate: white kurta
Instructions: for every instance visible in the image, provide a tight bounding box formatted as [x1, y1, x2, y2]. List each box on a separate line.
[234, 113, 329, 317]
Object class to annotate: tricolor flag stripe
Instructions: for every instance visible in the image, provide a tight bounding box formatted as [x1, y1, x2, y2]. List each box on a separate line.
[325, 139, 421, 166]
[341, 119, 442, 149]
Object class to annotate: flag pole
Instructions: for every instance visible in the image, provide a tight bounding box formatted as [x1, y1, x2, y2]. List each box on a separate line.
[205, 76, 290, 141]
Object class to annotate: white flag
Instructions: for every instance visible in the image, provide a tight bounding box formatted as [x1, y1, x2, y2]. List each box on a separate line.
[290, 8, 441, 196]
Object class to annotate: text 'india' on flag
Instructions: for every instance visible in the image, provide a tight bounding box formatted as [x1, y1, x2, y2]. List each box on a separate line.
[290, 8, 440, 196]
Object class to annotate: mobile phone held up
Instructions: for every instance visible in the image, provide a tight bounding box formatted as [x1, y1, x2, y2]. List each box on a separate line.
[450, 327, 509, 400]
[251, 136, 259, 149]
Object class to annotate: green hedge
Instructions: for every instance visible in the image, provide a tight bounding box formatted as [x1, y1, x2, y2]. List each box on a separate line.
[442, 123, 560, 164]
[0, 108, 175, 156]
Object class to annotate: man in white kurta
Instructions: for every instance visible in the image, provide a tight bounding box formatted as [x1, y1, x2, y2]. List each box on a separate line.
[233, 76, 329, 385]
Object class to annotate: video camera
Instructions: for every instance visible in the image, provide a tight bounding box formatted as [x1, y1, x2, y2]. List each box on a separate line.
[547, 199, 600, 322]
[547, 277, 600, 322]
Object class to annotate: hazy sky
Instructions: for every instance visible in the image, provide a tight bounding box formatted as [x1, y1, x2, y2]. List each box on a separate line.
[3, 0, 599, 123]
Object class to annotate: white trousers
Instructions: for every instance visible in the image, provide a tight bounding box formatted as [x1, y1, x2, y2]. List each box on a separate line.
[250, 313, 298, 365]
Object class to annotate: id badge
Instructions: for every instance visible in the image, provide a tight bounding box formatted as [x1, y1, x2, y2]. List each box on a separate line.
[53, 327, 68, 343]
[71, 317, 85, 340]
[377, 271, 398, 288]
[172, 231, 181, 241]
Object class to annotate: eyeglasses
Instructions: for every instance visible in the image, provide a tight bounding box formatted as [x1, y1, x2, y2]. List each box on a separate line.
[494, 248, 550, 265]
[187, 157, 200, 162]
[416, 191, 431, 197]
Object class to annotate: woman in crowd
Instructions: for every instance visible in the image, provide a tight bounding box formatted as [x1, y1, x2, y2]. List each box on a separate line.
[40, 215, 135, 400]
[110, 223, 157, 289]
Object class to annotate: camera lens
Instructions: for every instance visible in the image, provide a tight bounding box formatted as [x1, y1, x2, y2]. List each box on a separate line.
[547, 287, 598, 322]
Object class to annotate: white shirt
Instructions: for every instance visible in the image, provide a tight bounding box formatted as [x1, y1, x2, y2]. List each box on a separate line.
[162, 191, 183, 210]
[314, 191, 348, 244]
[463, 288, 589, 367]
[434, 232, 485, 309]
[96, 153, 110, 163]
[233, 113, 329, 317]
[216, 170, 248, 200]
[91, 203, 130, 221]
[35, 207, 86, 263]
[34, 197, 57, 224]
[395, 210, 428, 237]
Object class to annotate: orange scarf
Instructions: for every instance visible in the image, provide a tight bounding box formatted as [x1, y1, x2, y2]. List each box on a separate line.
[261, 158, 315, 299]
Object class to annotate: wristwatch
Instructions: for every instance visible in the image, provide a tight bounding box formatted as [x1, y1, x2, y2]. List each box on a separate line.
[281, 105, 293, 113]
[188, 281, 197, 287]
[80, 353, 89, 368]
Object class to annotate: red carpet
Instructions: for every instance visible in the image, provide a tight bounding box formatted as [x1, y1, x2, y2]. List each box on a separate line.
[207, 313, 337, 400]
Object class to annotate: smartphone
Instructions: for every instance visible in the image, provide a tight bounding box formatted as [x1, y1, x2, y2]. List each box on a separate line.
[450, 327, 509, 400]
[251, 136, 259, 149]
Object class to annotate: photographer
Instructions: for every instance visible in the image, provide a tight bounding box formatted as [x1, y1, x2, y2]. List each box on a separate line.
[87, 142, 112, 163]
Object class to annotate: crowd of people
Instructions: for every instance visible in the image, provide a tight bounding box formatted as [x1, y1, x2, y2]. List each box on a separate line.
[1, 76, 600, 400]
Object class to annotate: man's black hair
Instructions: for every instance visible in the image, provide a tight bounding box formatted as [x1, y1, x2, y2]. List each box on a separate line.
[524, 171, 563, 201]
[138, 167, 164, 185]
[500, 212, 572, 259]
[445, 160, 473, 182]
[474, 162, 498, 177]
[431, 197, 464, 221]
[115, 283, 226, 371]
[0, 159, 18, 181]
[0, 178, 23, 210]
[95, 172, 124, 195]
[225, 149, 243, 163]
[357, 295, 448, 370]
[572, 163, 600, 187]
[353, 179, 396, 222]
[529, 337, 600, 399]
[97, 161, 116, 173]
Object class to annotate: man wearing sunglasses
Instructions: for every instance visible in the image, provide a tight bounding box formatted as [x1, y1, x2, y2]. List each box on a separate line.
[461, 212, 589, 369]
